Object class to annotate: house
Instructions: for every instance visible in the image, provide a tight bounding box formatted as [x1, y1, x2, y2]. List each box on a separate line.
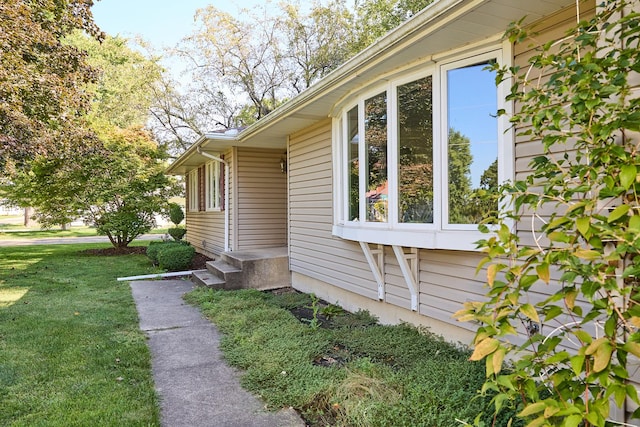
[168, 0, 640, 420]
[167, 0, 597, 339]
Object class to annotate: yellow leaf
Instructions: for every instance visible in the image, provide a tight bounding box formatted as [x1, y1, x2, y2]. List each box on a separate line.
[564, 289, 577, 310]
[585, 337, 608, 355]
[520, 303, 540, 323]
[593, 341, 613, 372]
[487, 264, 498, 286]
[623, 341, 640, 358]
[493, 347, 506, 375]
[543, 404, 560, 418]
[536, 263, 550, 284]
[575, 249, 601, 260]
[630, 317, 640, 328]
[518, 401, 547, 417]
[470, 337, 500, 361]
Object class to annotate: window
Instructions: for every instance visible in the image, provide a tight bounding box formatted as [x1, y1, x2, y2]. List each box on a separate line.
[188, 169, 199, 212]
[205, 161, 221, 210]
[334, 48, 511, 250]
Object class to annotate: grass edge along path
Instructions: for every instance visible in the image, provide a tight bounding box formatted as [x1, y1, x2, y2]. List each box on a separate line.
[0, 243, 161, 426]
[185, 287, 521, 427]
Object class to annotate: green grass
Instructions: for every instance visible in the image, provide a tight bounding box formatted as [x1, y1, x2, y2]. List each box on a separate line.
[185, 288, 520, 427]
[0, 226, 168, 239]
[0, 243, 162, 426]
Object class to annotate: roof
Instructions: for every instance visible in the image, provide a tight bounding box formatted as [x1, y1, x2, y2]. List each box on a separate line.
[167, 0, 575, 175]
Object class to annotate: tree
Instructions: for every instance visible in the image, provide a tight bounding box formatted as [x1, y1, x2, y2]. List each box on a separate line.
[180, 4, 289, 121]
[455, 1, 640, 425]
[1, 27, 179, 247]
[0, 0, 102, 173]
[67, 33, 163, 130]
[149, 0, 438, 154]
[4, 127, 179, 247]
[350, 0, 434, 53]
[447, 128, 474, 223]
[282, 0, 355, 93]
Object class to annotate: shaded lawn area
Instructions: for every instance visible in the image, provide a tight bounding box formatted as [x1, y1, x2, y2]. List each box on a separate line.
[0, 243, 161, 426]
[185, 288, 521, 427]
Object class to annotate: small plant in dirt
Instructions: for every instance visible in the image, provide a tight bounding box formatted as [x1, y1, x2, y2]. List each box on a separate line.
[320, 303, 344, 320]
[166, 202, 186, 241]
[303, 293, 322, 329]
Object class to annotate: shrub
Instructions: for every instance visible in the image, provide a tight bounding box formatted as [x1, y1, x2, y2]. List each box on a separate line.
[167, 227, 186, 241]
[168, 202, 184, 225]
[146, 240, 188, 264]
[157, 244, 195, 271]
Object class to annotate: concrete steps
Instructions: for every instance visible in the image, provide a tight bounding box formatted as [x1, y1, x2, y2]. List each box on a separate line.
[192, 247, 290, 291]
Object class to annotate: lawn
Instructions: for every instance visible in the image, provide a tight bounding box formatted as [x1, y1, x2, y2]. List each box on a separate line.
[0, 243, 161, 426]
[0, 226, 168, 239]
[185, 288, 521, 427]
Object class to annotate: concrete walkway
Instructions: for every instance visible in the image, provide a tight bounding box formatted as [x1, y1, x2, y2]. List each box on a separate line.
[129, 279, 305, 427]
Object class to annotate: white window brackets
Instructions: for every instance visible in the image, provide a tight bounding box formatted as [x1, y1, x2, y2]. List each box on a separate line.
[392, 246, 419, 311]
[359, 242, 385, 301]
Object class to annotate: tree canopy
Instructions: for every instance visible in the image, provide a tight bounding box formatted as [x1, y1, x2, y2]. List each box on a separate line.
[0, 0, 102, 173]
[150, 0, 436, 154]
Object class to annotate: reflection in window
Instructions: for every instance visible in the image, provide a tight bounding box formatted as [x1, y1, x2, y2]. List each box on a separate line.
[447, 62, 498, 224]
[398, 76, 433, 223]
[365, 92, 388, 223]
[347, 107, 359, 221]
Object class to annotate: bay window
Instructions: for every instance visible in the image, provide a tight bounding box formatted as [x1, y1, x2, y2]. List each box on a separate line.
[333, 48, 511, 250]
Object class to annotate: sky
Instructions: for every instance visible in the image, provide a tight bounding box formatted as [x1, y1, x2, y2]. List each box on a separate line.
[92, 0, 272, 50]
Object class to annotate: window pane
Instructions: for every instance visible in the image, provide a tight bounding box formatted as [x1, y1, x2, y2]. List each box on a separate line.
[398, 76, 433, 223]
[206, 162, 219, 209]
[365, 92, 388, 223]
[447, 62, 498, 225]
[347, 106, 359, 221]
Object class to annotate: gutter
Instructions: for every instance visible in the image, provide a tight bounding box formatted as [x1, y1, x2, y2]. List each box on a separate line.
[116, 270, 197, 281]
[197, 148, 231, 252]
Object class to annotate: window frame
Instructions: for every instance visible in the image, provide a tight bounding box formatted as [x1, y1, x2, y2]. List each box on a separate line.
[187, 169, 199, 213]
[205, 160, 221, 211]
[332, 44, 513, 251]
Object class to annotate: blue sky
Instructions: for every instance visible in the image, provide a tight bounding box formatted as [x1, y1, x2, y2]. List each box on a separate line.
[92, 0, 272, 49]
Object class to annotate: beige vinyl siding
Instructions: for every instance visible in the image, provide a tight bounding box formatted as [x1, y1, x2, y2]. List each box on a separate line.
[235, 147, 287, 250]
[289, 120, 501, 334]
[418, 250, 487, 332]
[185, 211, 225, 258]
[289, 120, 379, 300]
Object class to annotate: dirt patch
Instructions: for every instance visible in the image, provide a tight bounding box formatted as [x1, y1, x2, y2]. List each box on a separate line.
[81, 246, 212, 270]
[81, 246, 147, 256]
[189, 252, 212, 270]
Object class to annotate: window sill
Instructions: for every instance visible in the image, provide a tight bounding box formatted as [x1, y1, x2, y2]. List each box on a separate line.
[332, 224, 485, 251]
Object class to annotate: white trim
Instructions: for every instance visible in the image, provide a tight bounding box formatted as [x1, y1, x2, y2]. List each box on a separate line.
[197, 150, 230, 252]
[333, 224, 483, 251]
[205, 160, 221, 211]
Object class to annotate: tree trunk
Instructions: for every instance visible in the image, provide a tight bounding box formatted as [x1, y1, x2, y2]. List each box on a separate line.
[23, 207, 34, 227]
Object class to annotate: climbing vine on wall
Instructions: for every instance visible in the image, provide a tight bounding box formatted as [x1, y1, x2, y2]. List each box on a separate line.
[455, 1, 640, 426]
